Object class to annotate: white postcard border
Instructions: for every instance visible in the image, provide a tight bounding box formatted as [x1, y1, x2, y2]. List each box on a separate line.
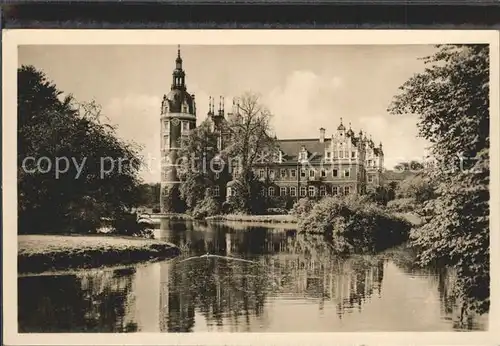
[2, 29, 499, 345]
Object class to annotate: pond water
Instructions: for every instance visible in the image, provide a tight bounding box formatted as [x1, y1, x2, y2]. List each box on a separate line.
[18, 220, 488, 332]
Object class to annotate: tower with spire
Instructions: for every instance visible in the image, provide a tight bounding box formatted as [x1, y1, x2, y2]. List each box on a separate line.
[160, 45, 197, 212]
[157, 48, 386, 208]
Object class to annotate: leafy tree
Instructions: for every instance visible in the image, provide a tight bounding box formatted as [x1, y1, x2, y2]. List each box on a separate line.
[395, 174, 435, 204]
[178, 119, 226, 210]
[161, 185, 186, 213]
[388, 45, 489, 315]
[18, 65, 144, 234]
[192, 189, 221, 219]
[225, 172, 267, 214]
[222, 92, 276, 213]
[394, 160, 424, 171]
[135, 183, 161, 208]
[366, 185, 396, 206]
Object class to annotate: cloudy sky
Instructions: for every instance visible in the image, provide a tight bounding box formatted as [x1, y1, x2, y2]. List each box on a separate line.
[19, 44, 434, 183]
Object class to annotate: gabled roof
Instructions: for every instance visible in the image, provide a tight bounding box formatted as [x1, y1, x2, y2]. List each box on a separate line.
[276, 138, 330, 163]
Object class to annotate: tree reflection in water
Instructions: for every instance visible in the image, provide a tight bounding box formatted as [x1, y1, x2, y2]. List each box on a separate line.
[18, 220, 488, 332]
[19, 268, 138, 332]
[159, 221, 386, 331]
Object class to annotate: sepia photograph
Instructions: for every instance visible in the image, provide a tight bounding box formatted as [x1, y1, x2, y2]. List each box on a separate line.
[2, 30, 499, 345]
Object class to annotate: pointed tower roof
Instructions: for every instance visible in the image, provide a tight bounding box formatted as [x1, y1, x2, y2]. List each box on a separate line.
[175, 44, 182, 65]
[165, 45, 194, 114]
[337, 117, 346, 131]
[347, 122, 354, 137]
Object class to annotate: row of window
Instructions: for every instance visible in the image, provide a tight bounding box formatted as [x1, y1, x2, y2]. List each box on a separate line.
[163, 168, 374, 183]
[257, 167, 351, 179]
[163, 120, 191, 133]
[161, 103, 190, 115]
[325, 151, 357, 159]
[209, 185, 351, 198]
[264, 185, 351, 197]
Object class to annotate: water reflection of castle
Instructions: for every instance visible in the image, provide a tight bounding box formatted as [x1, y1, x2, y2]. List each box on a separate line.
[17, 222, 386, 333]
[148, 221, 385, 331]
[17, 222, 487, 332]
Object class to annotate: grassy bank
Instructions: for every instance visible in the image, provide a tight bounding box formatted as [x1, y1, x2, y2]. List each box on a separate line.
[18, 235, 180, 274]
[205, 214, 298, 223]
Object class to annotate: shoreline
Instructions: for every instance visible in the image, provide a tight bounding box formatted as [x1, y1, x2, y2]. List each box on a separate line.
[18, 234, 180, 275]
[205, 214, 298, 223]
[151, 211, 421, 226]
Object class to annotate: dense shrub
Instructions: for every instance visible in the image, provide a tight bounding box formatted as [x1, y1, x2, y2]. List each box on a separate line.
[366, 185, 396, 206]
[266, 195, 296, 211]
[192, 194, 221, 219]
[161, 185, 186, 213]
[290, 198, 316, 217]
[266, 207, 288, 215]
[298, 195, 411, 255]
[395, 174, 435, 204]
[225, 177, 267, 215]
[108, 212, 153, 238]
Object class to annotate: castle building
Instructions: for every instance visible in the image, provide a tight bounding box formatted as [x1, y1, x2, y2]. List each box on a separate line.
[249, 122, 384, 199]
[159, 46, 197, 211]
[160, 48, 384, 211]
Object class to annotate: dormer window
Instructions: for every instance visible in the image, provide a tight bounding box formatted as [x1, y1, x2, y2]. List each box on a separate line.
[298, 146, 308, 162]
[273, 150, 283, 163]
[161, 98, 168, 115]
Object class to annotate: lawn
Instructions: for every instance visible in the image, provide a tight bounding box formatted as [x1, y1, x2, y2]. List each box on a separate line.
[18, 234, 180, 274]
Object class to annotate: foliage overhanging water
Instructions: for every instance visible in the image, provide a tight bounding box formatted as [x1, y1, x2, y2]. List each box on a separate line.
[18, 220, 488, 332]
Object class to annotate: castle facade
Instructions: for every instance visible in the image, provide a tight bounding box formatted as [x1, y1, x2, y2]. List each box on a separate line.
[160, 48, 384, 210]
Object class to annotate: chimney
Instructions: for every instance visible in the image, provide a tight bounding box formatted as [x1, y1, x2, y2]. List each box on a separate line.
[319, 128, 325, 143]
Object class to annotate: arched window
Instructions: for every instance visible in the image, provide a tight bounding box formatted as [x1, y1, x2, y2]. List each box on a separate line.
[308, 186, 315, 197]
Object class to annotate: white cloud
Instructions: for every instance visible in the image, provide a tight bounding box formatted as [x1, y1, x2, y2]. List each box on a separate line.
[266, 70, 344, 139]
[358, 114, 429, 169]
[264, 69, 429, 169]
